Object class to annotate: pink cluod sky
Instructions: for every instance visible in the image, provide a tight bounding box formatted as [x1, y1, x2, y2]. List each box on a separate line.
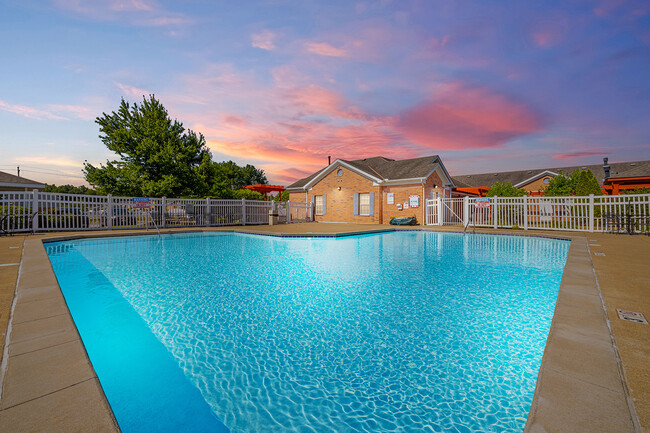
[0, 0, 649, 186]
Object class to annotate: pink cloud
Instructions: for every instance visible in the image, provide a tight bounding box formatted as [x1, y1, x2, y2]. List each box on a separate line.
[222, 115, 247, 126]
[164, 64, 544, 184]
[109, 0, 154, 12]
[594, 0, 627, 17]
[251, 30, 277, 50]
[304, 42, 348, 57]
[53, 0, 191, 27]
[529, 17, 567, 48]
[49, 104, 97, 121]
[396, 82, 541, 150]
[0, 100, 66, 120]
[115, 82, 152, 99]
[553, 151, 605, 159]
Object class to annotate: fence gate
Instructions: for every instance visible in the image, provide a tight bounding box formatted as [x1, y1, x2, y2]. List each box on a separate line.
[442, 198, 465, 225]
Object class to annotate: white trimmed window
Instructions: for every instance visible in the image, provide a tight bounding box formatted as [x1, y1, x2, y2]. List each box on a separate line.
[315, 195, 324, 215]
[359, 193, 370, 215]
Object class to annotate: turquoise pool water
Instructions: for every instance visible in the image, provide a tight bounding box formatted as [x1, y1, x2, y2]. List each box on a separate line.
[46, 231, 569, 433]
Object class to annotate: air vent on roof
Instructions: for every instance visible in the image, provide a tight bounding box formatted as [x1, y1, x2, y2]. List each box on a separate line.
[493, 173, 498, 176]
[527, 171, 532, 174]
[581, 166, 587, 169]
[631, 163, 637, 166]
[466, 175, 471, 178]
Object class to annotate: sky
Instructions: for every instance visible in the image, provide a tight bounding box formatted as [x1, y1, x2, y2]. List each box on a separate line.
[1, 0, 649, 186]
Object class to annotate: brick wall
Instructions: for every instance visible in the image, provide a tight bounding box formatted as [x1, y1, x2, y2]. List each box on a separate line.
[306, 164, 381, 223]
[288, 191, 308, 203]
[288, 166, 445, 224]
[382, 172, 443, 224]
[522, 176, 553, 193]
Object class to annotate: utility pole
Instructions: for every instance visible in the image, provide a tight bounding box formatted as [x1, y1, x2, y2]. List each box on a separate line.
[17, 166, 20, 177]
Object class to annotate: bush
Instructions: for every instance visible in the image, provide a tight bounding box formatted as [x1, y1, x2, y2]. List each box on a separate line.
[486, 182, 527, 197]
[622, 187, 650, 195]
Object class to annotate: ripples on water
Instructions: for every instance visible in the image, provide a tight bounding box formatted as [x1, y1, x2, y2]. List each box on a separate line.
[47, 231, 569, 433]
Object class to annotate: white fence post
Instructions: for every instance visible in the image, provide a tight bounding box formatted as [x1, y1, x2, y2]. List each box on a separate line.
[463, 196, 469, 227]
[523, 195, 528, 230]
[162, 196, 167, 228]
[242, 198, 247, 225]
[287, 201, 292, 224]
[493, 196, 498, 229]
[205, 197, 211, 226]
[32, 189, 39, 232]
[589, 194, 594, 232]
[437, 198, 443, 225]
[107, 194, 113, 230]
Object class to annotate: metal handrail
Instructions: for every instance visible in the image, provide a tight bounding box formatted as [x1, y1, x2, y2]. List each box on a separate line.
[0, 214, 9, 236]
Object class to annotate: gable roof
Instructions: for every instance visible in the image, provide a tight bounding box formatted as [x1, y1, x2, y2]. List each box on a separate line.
[286, 155, 454, 190]
[0, 171, 46, 189]
[452, 160, 650, 189]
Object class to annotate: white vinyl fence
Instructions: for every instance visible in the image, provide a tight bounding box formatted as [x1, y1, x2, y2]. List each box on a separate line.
[0, 190, 313, 234]
[426, 194, 650, 233]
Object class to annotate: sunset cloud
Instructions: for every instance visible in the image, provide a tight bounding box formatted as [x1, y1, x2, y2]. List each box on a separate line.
[529, 18, 567, 48]
[553, 151, 604, 159]
[49, 104, 97, 121]
[304, 42, 348, 57]
[115, 83, 151, 99]
[396, 83, 542, 150]
[53, 0, 191, 27]
[17, 156, 84, 168]
[251, 30, 277, 50]
[0, 100, 66, 120]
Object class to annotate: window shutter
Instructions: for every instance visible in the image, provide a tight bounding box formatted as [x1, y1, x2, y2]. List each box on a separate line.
[369, 192, 374, 215]
[354, 193, 359, 215]
[322, 194, 327, 215]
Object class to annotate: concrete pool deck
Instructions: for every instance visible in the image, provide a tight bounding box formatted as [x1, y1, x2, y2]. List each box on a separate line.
[0, 224, 647, 432]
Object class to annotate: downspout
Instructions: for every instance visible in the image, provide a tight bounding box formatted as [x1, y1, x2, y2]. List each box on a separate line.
[422, 181, 426, 226]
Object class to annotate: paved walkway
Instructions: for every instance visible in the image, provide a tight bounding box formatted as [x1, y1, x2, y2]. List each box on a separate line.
[0, 224, 647, 432]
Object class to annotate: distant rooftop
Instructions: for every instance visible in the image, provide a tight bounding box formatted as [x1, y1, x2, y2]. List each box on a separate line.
[452, 160, 650, 188]
[0, 170, 46, 189]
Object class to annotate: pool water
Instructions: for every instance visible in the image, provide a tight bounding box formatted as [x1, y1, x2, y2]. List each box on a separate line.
[46, 231, 569, 433]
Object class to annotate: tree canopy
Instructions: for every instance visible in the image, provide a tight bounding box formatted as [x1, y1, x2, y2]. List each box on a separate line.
[45, 184, 99, 195]
[543, 169, 602, 196]
[83, 95, 267, 198]
[486, 182, 527, 197]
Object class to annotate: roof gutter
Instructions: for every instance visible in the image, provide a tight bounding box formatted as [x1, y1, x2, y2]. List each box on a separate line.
[0, 182, 46, 189]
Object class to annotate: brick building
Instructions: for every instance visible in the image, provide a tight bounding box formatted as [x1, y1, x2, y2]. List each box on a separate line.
[286, 155, 455, 224]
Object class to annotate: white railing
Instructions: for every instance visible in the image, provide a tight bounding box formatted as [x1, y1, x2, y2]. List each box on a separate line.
[0, 190, 312, 233]
[426, 194, 650, 233]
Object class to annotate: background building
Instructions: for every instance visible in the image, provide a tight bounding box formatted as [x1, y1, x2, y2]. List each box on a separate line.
[0, 171, 46, 192]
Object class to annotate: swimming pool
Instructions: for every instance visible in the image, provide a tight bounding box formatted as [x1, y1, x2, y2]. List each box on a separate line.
[46, 231, 569, 432]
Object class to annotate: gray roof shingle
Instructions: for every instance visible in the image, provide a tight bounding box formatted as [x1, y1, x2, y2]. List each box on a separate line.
[286, 155, 441, 189]
[452, 160, 650, 188]
[0, 170, 45, 187]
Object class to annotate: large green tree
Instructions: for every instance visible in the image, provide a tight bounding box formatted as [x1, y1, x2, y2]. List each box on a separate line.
[84, 95, 212, 197]
[207, 161, 267, 197]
